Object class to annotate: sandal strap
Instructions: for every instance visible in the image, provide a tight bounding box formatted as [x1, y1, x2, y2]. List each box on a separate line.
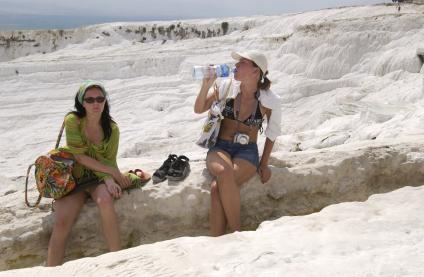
[176, 155, 189, 162]
[170, 155, 190, 171]
[134, 169, 143, 174]
[158, 154, 178, 170]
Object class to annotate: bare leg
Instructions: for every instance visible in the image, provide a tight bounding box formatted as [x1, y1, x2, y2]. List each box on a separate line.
[209, 178, 227, 236]
[89, 184, 121, 251]
[233, 158, 258, 187]
[207, 150, 241, 233]
[207, 150, 259, 236]
[47, 191, 87, 266]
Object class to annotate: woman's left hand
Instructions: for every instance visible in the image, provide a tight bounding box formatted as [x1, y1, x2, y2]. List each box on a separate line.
[105, 178, 122, 199]
[257, 164, 272, 184]
[111, 169, 132, 189]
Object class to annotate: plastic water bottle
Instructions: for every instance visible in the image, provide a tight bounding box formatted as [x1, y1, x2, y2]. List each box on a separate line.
[192, 64, 231, 80]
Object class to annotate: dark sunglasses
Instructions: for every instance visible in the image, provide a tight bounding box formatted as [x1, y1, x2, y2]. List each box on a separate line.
[84, 96, 106, 104]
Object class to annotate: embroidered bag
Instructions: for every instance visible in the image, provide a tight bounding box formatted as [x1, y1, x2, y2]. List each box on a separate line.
[25, 118, 76, 207]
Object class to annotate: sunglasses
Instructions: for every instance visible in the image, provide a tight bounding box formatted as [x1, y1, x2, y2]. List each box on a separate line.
[84, 96, 106, 104]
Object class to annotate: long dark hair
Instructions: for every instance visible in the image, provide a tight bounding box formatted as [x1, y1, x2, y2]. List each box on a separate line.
[253, 62, 271, 90]
[72, 90, 115, 141]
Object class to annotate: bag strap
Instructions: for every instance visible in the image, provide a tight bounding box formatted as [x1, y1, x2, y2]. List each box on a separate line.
[25, 163, 42, 207]
[54, 118, 66, 149]
[219, 79, 233, 103]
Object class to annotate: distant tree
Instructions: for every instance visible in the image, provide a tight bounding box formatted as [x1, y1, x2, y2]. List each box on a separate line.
[221, 22, 229, 35]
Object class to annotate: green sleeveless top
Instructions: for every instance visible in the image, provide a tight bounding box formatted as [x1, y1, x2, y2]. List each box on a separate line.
[60, 113, 119, 182]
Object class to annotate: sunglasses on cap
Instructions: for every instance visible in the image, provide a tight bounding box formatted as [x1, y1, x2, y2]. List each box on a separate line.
[84, 96, 106, 104]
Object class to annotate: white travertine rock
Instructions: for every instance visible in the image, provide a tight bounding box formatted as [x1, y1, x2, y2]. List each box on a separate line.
[2, 183, 424, 276]
[2, 2, 424, 275]
[2, 137, 424, 271]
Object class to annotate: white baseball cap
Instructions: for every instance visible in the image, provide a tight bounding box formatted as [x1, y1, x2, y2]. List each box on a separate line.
[231, 50, 268, 75]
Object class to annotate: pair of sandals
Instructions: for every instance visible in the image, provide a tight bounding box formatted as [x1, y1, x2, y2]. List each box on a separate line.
[152, 154, 190, 184]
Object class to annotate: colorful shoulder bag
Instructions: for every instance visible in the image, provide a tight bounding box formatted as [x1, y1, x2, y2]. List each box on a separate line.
[25, 117, 76, 207]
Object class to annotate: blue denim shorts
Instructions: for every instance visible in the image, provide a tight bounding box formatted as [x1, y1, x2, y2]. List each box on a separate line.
[208, 138, 260, 168]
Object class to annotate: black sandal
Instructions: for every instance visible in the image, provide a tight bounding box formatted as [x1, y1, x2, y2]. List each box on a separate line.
[166, 155, 190, 181]
[152, 154, 178, 184]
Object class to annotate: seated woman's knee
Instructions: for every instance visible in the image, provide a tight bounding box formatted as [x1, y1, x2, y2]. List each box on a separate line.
[94, 189, 114, 207]
[214, 165, 234, 180]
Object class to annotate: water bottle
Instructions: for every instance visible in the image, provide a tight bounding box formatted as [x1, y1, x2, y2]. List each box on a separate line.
[192, 64, 231, 80]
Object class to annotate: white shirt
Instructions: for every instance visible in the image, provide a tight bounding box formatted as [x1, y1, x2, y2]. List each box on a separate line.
[217, 79, 282, 142]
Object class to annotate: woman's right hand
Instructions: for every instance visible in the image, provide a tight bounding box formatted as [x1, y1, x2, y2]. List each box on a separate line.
[194, 71, 218, 114]
[202, 72, 217, 90]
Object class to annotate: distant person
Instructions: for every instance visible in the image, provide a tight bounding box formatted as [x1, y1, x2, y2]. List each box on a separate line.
[47, 80, 150, 266]
[194, 51, 282, 236]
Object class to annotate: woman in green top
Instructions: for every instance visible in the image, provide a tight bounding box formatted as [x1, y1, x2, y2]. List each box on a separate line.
[47, 80, 147, 266]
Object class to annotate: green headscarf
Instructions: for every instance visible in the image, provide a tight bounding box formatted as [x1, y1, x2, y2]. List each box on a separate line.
[77, 80, 108, 104]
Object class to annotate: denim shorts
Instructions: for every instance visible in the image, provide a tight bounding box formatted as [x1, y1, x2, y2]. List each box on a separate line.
[208, 138, 260, 168]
